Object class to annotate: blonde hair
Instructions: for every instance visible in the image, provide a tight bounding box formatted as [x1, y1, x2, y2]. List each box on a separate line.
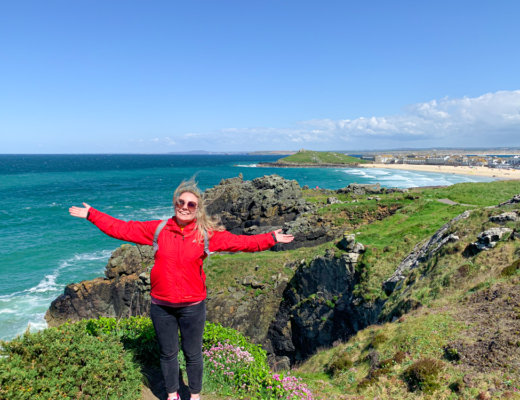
[173, 178, 225, 241]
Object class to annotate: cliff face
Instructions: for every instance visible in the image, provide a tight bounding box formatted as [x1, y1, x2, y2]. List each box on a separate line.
[266, 248, 380, 364]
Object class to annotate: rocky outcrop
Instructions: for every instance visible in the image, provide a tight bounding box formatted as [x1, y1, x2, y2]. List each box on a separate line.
[383, 211, 470, 295]
[204, 174, 346, 250]
[204, 174, 311, 235]
[45, 244, 154, 326]
[462, 228, 514, 257]
[498, 194, 520, 207]
[337, 183, 408, 196]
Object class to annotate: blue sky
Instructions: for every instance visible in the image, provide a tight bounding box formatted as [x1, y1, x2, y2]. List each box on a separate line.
[1, 1, 520, 153]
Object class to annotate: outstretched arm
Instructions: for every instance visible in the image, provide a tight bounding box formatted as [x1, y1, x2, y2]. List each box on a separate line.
[69, 203, 91, 219]
[209, 229, 294, 253]
[68, 203, 158, 246]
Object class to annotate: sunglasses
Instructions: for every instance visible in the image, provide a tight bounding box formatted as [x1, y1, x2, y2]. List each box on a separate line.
[175, 199, 198, 212]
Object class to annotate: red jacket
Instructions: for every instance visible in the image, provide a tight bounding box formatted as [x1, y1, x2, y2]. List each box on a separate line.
[87, 208, 277, 303]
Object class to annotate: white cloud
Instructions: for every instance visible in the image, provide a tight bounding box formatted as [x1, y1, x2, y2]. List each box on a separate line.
[140, 90, 520, 151]
[297, 90, 520, 148]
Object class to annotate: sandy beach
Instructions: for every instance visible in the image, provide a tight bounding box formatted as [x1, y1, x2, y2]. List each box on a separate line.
[361, 163, 520, 180]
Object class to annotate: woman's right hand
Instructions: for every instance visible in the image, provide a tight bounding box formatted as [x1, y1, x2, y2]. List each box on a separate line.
[69, 203, 91, 219]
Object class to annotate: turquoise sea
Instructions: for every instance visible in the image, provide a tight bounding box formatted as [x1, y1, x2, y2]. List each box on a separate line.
[0, 154, 495, 341]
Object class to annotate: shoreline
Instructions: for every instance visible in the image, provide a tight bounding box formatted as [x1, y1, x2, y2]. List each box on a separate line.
[361, 163, 520, 180]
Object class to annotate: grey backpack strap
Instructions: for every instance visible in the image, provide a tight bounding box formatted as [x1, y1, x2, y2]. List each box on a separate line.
[153, 220, 168, 254]
[204, 231, 210, 258]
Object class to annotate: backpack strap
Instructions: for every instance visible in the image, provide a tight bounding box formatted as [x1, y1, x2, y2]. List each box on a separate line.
[204, 231, 209, 257]
[153, 220, 168, 254]
[153, 220, 210, 258]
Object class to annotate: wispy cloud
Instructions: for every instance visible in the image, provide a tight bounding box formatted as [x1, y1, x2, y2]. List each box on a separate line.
[131, 136, 176, 146]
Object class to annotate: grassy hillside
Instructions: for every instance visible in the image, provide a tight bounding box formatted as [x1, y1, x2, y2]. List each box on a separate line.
[293, 180, 520, 399]
[205, 179, 520, 399]
[276, 150, 368, 165]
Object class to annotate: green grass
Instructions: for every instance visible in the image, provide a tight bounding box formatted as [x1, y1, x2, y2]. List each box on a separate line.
[205, 241, 337, 291]
[352, 199, 469, 301]
[419, 180, 520, 206]
[277, 150, 368, 165]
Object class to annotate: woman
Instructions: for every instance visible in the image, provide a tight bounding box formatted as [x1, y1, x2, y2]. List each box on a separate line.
[69, 179, 294, 400]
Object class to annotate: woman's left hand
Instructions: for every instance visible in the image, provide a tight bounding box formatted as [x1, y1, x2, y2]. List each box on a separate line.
[273, 229, 295, 244]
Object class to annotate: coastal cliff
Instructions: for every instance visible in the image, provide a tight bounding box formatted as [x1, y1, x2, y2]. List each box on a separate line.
[45, 175, 402, 361]
[45, 175, 520, 395]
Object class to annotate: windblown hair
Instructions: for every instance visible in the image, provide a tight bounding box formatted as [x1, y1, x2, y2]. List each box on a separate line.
[172, 178, 225, 241]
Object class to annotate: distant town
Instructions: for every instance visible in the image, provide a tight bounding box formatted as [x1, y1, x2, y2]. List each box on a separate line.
[358, 152, 520, 169]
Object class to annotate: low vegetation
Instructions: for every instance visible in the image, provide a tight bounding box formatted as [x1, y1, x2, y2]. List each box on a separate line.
[1, 318, 315, 400]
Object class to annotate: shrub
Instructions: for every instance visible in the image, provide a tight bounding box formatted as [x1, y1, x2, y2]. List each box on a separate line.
[269, 374, 315, 400]
[86, 316, 158, 365]
[203, 342, 259, 395]
[327, 352, 353, 375]
[501, 259, 520, 277]
[2, 317, 317, 400]
[443, 344, 461, 362]
[392, 350, 407, 364]
[202, 323, 316, 399]
[369, 332, 387, 348]
[403, 358, 445, 393]
[0, 322, 142, 400]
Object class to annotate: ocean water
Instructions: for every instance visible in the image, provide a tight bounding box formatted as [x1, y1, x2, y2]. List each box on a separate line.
[0, 154, 494, 340]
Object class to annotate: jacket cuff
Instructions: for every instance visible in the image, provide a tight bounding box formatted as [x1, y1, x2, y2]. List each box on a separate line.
[86, 207, 96, 222]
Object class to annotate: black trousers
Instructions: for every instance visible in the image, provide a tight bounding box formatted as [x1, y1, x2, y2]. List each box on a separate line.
[150, 301, 206, 394]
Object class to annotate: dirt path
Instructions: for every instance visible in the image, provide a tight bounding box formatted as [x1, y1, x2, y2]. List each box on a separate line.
[437, 198, 476, 207]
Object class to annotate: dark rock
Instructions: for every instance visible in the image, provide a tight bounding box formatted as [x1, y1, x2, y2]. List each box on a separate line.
[489, 212, 519, 223]
[104, 244, 154, 279]
[45, 244, 154, 326]
[45, 270, 152, 326]
[266, 250, 381, 363]
[204, 174, 310, 235]
[280, 214, 340, 250]
[204, 174, 341, 249]
[367, 351, 380, 369]
[206, 279, 290, 350]
[268, 355, 291, 372]
[337, 183, 382, 195]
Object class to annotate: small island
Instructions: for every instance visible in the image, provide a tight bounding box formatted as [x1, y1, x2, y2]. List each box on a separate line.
[257, 149, 368, 168]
